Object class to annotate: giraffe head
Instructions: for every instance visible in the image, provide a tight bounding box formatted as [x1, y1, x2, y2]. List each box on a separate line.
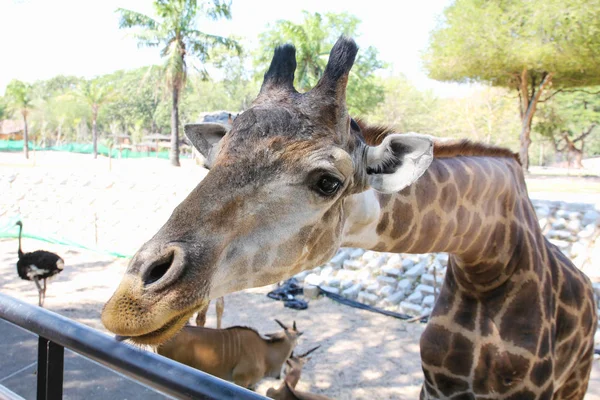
[102, 37, 434, 344]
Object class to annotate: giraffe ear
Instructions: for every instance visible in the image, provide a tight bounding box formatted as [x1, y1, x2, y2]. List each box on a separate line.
[365, 133, 434, 193]
[184, 123, 229, 168]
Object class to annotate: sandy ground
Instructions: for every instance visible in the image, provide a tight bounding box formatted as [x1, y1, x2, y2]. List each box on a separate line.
[1, 238, 599, 399]
[1, 151, 599, 399]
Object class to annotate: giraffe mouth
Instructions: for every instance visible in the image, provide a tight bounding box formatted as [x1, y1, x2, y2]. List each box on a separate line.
[116, 309, 196, 345]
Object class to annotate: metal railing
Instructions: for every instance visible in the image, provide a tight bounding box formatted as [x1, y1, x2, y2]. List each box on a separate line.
[0, 293, 267, 400]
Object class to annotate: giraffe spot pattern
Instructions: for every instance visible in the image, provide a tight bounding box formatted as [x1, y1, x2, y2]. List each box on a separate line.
[530, 358, 553, 387]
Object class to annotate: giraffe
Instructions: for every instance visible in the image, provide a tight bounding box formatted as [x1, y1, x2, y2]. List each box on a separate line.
[102, 37, 597, 398]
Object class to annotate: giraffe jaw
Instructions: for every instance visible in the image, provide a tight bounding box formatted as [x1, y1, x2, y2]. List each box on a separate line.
[117, 310, 195, 346]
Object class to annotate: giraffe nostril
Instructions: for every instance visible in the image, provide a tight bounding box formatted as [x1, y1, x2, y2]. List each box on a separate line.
[143, 251, 175, 286]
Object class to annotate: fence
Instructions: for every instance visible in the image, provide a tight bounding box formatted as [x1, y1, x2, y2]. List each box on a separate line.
[0, 140, 179, 159]
[0, 293, 267, 400]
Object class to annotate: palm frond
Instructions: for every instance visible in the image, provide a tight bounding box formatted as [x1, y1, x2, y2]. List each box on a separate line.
[116, 8, 159, 30]
[186, 30, 240, 61]
[202, 0, 233, 21]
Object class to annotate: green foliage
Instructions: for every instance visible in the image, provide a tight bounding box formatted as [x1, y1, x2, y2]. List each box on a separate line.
[369, 75, 439, 133]
[424, 0, 600, 89]
[536, 88, 600, 156]
[368, 77, 521, 151]
[0, 97, 7, 120]
[256, 11, 385, 116]
[99, 67, 168, 135]
[117, 0, 239, 165]
[5, 80, 34, 117]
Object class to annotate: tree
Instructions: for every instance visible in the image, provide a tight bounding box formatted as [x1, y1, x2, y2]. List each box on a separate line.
[369, 74, 439, 133]
[74, 80, 116, 159]
[0, 97, 8, 121]
[256, 11, 385, 116]
[423, 0, 600, 170]
[536, 88, 600, 166]
[117, 0, 239, 167]
[5, 80, 34, 159]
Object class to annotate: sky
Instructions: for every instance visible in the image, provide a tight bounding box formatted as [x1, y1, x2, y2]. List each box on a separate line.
[0, 0, 476, 97]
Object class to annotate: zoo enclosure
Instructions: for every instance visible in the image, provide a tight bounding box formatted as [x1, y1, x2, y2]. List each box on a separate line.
[0, 293, 266, 400]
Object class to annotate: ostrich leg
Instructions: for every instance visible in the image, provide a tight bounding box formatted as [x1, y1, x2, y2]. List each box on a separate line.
[33, 277, 43, 307]
[41, 278, 47, 307]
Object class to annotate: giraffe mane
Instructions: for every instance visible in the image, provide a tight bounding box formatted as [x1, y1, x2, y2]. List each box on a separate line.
[354, 118, 521, 164]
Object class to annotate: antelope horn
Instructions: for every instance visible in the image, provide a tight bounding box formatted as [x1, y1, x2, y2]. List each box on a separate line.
[274, 319, 288, 330]
[298, 345, 321, 358]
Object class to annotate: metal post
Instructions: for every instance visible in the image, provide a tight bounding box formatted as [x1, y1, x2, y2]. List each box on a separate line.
[37, 337, 64, 400]
[36, 337, 47, 400]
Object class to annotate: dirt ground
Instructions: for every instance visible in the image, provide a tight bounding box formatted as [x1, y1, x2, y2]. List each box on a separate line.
[1, 238, 599, 399]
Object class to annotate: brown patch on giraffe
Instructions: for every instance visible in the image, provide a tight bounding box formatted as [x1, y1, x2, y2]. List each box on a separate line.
[473, 344, 531, 394]
[430, 161, 451, 183]
[559, 267, 585, 309]
[482, 223, 505, 257]
[539, 384, 554, 400]
[537, 327, 550, 357]
[440, 184, 458, 213]
[453, 293, 477, 331]
[454, 206, 470, 237]
[373, 241, 388, 252]
[442, 332, 474, 376]
[548, 252, 561, 291]
[556, 379, 582, 399]
[555, 306, 578, 342]
[377, 193, 393, 208]
[434, 219, 456, 253]
[430, 278, 456, 317]
[530, 358, 553, 387]
[449, 158, 472, 194]
[390, 200, 415, 239]
[414, 170, 437, 212]
[541, 277, 553, 320]
[555, 333, 582, 380]
[420, 323, 451, 368]
[433, 373, 469, 395]
[376, 212, 389, 235]
[499, 280, 542, 353]
[504, 390, 536, 400]
[581, 301, 594, 337]
[416, 210, 442, 253]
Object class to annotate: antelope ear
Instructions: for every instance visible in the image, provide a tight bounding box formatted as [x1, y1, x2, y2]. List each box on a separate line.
[365, 133, 434, 194]
[184, 123, 229, 168]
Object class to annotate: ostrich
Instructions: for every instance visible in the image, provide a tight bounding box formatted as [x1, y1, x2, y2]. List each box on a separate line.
[15, 221, 64, 307]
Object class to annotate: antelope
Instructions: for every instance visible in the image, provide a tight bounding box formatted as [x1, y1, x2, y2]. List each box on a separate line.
[267, 346, 332, 400]
[157, 319, 302, 389]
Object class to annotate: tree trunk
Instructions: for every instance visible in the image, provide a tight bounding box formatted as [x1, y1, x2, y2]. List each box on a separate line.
[92, 107, 98, 159]
[170, 86, 181, 167]
[517, 71, 554, 171]
[22, 113, 29, 159]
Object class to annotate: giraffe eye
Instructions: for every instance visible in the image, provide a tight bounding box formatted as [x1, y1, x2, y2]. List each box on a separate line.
[315, 175, 341, 196]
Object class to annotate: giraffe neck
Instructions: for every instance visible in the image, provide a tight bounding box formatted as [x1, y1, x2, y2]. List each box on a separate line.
[342, 155, 544, 291]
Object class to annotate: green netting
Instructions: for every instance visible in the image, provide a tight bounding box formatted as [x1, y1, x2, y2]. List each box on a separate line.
[0, 140, 178, 159]
[0, 215, 133, 259]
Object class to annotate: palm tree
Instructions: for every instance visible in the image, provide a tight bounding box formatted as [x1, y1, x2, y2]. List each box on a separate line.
[5, 80, 34, 159]
[257, 12, 359, 92]
[75, 80, 115, 159]
[117, 0, 239, 167]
